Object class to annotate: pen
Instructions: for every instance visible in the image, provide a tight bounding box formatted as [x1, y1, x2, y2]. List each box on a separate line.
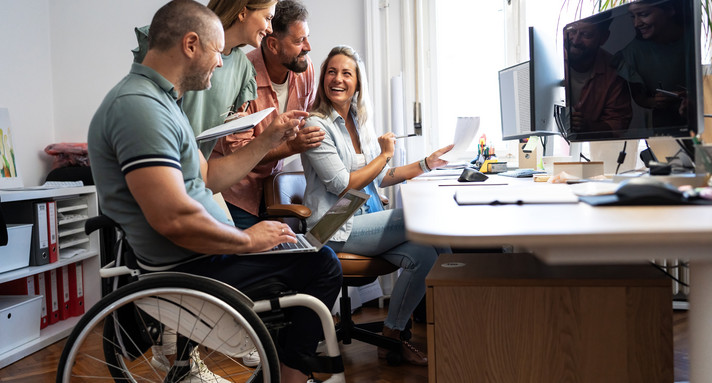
[242, 100, 251, 112]
[395, 134, 418, 139]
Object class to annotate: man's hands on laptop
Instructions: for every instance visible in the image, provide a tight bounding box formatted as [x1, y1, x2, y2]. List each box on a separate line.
[244, 220, 297, 253]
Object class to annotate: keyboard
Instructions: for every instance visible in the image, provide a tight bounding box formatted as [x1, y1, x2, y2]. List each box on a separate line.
[272, 234, 312, 251]
[498, 169, 546, 178]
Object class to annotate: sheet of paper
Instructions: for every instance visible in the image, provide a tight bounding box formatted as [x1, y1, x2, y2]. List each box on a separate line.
[439, 117, 480, 162]
[196, 107, 275, 142]
[523, 135, 539, 152]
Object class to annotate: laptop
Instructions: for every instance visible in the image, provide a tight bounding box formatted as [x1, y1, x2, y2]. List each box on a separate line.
[243, 189, 370, 255]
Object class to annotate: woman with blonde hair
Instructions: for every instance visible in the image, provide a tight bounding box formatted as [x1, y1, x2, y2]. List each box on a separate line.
[302, 45, 453, 366]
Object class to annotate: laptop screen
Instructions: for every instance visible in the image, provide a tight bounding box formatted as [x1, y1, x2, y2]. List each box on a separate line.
[308, 189, 370, 244]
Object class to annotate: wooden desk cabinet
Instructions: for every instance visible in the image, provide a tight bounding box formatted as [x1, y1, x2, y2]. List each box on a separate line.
[426, 253, 672, 383]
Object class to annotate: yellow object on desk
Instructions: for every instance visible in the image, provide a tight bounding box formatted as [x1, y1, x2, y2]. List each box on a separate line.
[478, 159, 497, 173]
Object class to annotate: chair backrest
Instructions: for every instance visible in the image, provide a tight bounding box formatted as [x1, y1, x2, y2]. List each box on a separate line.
[264, 171, 308, 207]
[264, 171, 309, 232]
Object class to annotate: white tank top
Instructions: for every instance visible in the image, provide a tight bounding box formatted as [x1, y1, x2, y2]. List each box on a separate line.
[351, 153, 366, 171]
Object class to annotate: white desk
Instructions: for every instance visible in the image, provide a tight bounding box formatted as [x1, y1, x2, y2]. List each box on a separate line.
[401, 176, 712, 382]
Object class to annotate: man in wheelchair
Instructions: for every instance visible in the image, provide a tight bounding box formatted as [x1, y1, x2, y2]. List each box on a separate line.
[86, 1, 342, 382]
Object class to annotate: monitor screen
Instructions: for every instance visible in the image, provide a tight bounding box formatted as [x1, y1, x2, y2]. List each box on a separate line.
[498, 27, 563, 143]
[499, 61, 532, 141]
[561, 0, 703, 142]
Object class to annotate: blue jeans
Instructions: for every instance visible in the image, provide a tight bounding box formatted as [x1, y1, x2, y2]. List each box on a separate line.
[327, 208, 438, 331]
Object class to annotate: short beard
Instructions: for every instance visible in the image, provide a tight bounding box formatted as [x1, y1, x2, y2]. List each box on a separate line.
[283, 53, 309, 73]
[181, 62, 211, 92]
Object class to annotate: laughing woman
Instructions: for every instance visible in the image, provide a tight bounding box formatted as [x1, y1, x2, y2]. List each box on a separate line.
[301, 45, 453, 366]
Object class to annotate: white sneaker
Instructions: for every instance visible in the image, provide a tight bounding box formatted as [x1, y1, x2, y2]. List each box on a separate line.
[242, 347, 260, 367]
[150, 346, 230, 383]
[186, 354, 231, 383]
[150, 346, 198, 374]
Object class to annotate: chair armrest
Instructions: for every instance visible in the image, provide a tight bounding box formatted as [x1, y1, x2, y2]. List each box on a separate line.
[380, 194, 389, 206]
[265, 204, 312, 220]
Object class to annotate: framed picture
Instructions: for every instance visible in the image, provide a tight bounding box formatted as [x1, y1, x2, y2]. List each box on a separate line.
[0, 108, 23, 189]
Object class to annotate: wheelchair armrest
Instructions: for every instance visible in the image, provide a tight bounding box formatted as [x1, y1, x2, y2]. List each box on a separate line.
[265, 204, 311, 220]
[85, 215, 119, 235]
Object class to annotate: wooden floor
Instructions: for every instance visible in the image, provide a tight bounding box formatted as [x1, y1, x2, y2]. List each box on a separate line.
[0, 305, 690, 383]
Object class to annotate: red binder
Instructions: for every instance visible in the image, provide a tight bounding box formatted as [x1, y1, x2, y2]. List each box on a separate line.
[0, 275, 36, 295]
[45, 269, 60, 325]
[46, 201, 58, 263]
[57, 265, 71, 320]
[68, 262, 85, 317]
[35, 273, 49, 329]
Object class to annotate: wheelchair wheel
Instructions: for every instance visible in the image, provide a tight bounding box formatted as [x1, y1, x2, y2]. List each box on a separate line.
[57, 272, 280, 383]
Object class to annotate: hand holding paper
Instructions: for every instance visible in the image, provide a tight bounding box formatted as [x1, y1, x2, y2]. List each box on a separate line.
[438, 117, 480, 162]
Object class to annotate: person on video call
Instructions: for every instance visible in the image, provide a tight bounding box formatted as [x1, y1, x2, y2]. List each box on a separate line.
[89, 2, 341, 382]
[613, 0, 687, 127]
[564, 11, 632, 136]
[301, 45, 454, 366]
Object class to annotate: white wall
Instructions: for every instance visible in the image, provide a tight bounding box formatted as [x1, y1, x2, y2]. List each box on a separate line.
[0, 0, 55, 187]
[0, 0, 365, 186]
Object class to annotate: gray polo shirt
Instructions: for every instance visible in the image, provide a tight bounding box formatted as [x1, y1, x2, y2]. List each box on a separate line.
[88, 63, 230, 268]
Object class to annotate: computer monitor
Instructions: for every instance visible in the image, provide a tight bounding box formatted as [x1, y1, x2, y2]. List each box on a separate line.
[560, 0, 703, 142]
[498, 61, 532, 141]
[498, 27, 562, 143]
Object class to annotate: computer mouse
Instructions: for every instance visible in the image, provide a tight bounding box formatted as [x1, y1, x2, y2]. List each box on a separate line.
[614, 178, 684, 205]
[458, 168, 489, 182]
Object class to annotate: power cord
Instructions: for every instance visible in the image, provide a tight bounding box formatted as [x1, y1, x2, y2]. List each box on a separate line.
[615, 141, 627, 174]
[650, 261, 689, 287]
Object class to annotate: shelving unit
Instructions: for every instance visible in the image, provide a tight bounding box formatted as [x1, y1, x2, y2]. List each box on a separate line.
[0, 186, 99, 369]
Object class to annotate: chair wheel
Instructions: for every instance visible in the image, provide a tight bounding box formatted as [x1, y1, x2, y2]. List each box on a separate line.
[386, 350, 403, 366]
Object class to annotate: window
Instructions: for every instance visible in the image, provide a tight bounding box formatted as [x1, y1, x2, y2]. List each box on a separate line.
[428, 0, 507, 154]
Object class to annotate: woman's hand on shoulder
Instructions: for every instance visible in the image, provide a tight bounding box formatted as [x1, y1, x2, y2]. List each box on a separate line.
[378, 132, 396, 158]
[426, 144, 454, 170]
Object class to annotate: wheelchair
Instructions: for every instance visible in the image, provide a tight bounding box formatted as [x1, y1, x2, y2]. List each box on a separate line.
[56, 215, 346, 383]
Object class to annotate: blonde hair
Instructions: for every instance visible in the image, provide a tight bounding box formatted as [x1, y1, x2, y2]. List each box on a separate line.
[207, 0, 278, 29]
[311, 46, 370, 127]
[311, 45, 378, 161]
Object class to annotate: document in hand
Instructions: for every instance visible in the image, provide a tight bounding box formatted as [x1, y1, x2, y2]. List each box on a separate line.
[196, 107, 275, 142]
[455, 184, 579, 205]
[438, 116, 480, 162]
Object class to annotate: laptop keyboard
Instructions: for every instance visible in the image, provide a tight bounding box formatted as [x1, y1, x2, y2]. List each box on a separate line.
[273, 235, 310, 251]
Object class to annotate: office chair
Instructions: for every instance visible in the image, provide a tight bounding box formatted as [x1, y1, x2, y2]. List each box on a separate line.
[263, 171, 405, 365]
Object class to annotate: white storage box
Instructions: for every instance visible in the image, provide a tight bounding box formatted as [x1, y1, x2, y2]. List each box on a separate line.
[553, 161, 605, 179]
[0, 295, 42, 355]
[0, 224, 33, 274]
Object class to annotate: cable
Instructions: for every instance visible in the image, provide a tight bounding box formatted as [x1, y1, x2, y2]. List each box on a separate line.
[650, 261, 689, 287]
[615, 141, 627, 174]
[553, 105, 570, 145]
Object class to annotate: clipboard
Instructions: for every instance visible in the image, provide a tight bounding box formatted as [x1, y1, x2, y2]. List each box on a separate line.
[195, 107, 275, 142]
